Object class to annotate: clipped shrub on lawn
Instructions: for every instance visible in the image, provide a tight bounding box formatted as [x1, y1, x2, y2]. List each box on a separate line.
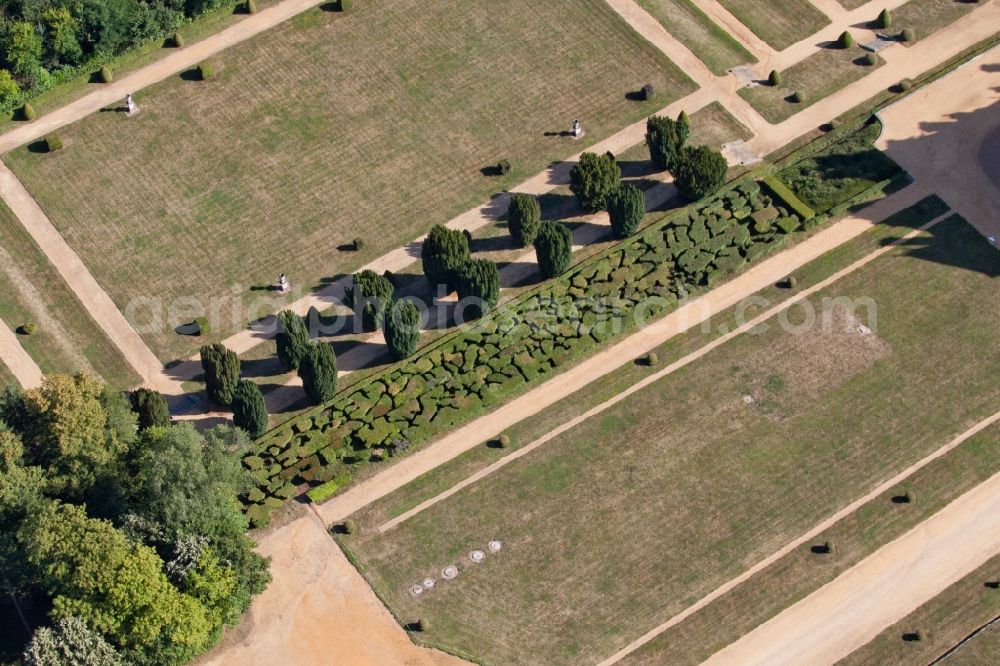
[768, 69, 782, 86]
[173, 31, 184, 48]
[384, 298, 421, 360]
[131, 388, 170, 430]
[347, 269, 394, 331]
[569, 152, 621, 212]
[863, 52, 879, 67]
[275, 309, 311, 370]
[200, 342, 240, 406]
[900, 28, 915, 43]
[914, 629, 926, 642]
[606, 182, 645, 239]
[456, 258, 500, 320]
[99, 66, 113, 83]
[338, 0, 352, 10]
[786, 275, 798, 289]
[838, 31, 854, 48]
[352, 238, 364, 251]
[675, 145, 728, 202]
[898, 78, 913, 91]
[533, 220, 573, 278]
[497, 158, 512, 175]
[21, 103, 35, 121]
[18, 323, 37, 335]
[497, 434, 510, 448]
[876, 8, 892, 29]
[645, 352, 659, 366]
[232, 379, 268, 438]
[298, 342, 338, 405]
[421, 224, 470, 292]
[904, 490, 916, 503]
[415, 618, 428, 632]
[44, 134, 62, 152]
[246, 0, 257, 13]
[790, 90, 806, 104]
[194, 315, 211, 335]
[640, 83, 654, 101]
[198, 62, 214, 80]
[645, 113, 690, 171]
[823, 540, 835, 553]
[507, 192, 541, 247]
[343, 519, 357, 534]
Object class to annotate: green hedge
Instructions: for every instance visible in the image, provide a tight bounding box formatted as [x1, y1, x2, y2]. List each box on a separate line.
[761, 175, 816, 221]
[306, 470, 352, 504]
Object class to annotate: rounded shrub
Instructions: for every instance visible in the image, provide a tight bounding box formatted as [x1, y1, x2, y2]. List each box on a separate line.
[198, 62, 214, 80]
[497, 158, 512, 175]
[352, 238, 364, 251]
[455, 258, 500, 320]
[99, 66, 113, 84]
[790, 91, 805, 104]
[904, 490, 916, 503]
[569, 152, 621, 212]
[838, 31, 854, 48]
[645, 352, 659, 367]
[877, 8, 892, 29]
[863, 52, 879, 67]
[823, 540, 835, 553]
[275, 310, 311, 369]
[898, 78, 913, 91]
[131, 388, 170, 430]
[343, 519, 357, 535]
[645, 114, 690, 171]
[246, 0, 258, 13]
[339, 0, 352, 10]
[347, 269, 394, 331]
[640, 83, 654, 101]
[533, 220, 573, 278]
[674, 145, 728, 202]
[507, 192, 541, 247]
[173, 31, 184, 48]
[900, 28, 915, 43]
[768, 69, 782, 86]
[18, 323, 37, 335]
[44, 135, 63, 152]
[21, 103, 35, 121]
[421, 225, 470, 292]
[786, 276, 797, 289]
[497, 434, 510, 448]
[415, 618, 428, 632]
[914, 629, 926, 642]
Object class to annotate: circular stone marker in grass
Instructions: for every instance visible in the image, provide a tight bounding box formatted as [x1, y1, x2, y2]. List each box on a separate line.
[442, 566, 458, 579]
[410, 584, 424, 596]
[423, 578, 435, 589]
[469, 550, 486, 563]
[488, 540, 503, 552]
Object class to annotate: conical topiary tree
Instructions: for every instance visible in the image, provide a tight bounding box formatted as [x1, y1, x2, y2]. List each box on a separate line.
[768, 69, 782, 86]
[298, 343, 338, 405]
[675, 145, 728, 202]
[455, 258, 500, 320]
[533, 220, 573, 278]
[421, 225, 470, 292]
[200, 343, 240, 406]
[131, 388, 170, 430]
[606, 183, 645, 239]
[838, 31, 854, 48]
[507, 193, 541, 247]
[346, 269, 393, 331]
[384, 299, 421, 360]
[877, 8, 892, 29]
[645, 115, 690, 172]
[232, 379, 268, 438]
[275, 310, 311, 370]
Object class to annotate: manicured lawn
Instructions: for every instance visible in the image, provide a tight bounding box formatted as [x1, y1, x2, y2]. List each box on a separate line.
[636, 0, 757, 74]
[839, 551, 1000, 666]
[0, 201, 141, 389]
[5, 0, 694, 363]
[341, 206, 1000, 665]
[893, 0, 982, 43]
[740, 45, 882, 123]
[717, 0, 830, 50]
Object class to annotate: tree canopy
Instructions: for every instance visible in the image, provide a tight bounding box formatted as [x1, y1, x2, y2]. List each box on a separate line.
[384, 298, 421, 361]
[346, 270, 394, 331]
[275, 310, 311, 370]
[533, 221, 573, 278]
[606, 183, 645, 238]
[645, 113, 690, 171]
[421, 225, 470, 292]
[507, 193, 541, 247]
[455, 259, 500, 320]
[569, 152, 621, 213]
[675, 145, 728, 202]
[298, 343, 338, 405]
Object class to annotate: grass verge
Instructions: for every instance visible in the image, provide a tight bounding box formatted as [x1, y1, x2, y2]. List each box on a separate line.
[635, 0, 757, 74]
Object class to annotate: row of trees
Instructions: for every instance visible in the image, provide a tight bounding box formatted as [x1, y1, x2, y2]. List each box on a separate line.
[645, 112, 728, 201]
[199, 343, 268, 437]
[0, 374, 269, 665]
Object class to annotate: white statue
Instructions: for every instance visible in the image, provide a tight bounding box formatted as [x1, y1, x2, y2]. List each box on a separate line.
[278, 273, 289, 293]
[571, 119, 582, 138]
[125, 94, 138, 115]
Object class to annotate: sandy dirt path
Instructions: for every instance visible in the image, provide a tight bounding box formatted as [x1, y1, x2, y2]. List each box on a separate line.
[702, 459, 1000, 666]
[317, 183, 929, 525]
[0, 316, 42, 388]
[877, 44, 1000, 240]
[196, 510, 468, 666]
[689, 0, 777, 60]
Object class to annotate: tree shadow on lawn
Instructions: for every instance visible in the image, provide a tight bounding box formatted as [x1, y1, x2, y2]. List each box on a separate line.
[537, 191, 579, 221]
[240, 356, 287, 378]
[879, 214, 1000, 278]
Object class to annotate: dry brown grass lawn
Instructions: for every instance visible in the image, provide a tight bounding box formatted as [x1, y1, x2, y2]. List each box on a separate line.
[893, 0, 982, 43]
[716, 0, 830, 50]
[636, 0, 757, 74]
[341, 211, 1000, 665]
[5, 0, 693, 362]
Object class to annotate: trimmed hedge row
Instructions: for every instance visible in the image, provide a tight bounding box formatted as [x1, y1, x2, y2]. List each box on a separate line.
[239, 177, 812, 526]
[761, 175, 817, 221]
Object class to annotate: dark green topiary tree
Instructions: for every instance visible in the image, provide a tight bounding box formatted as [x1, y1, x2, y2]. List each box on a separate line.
[131, 388, 170, 430]
[645, 114, 690, 172]
[200, 343, 240, 406]
[768, 69, 782, 86]
[384, 299, 421, 360]
[900, 28, 915, 43]
[275, 310, 311, 370]
[606, 183, 645, 238]
[298, 343, 338, 405]
[877, 8, 891, 29]
[421, 224, 470, 292]
[533, 220, 573, 278]
[455, 259, 500, 320]
[232, 379, 268, 438]
[507, 192, 541, 247]
[838, 31, 854, 48]
[569, 152, 621, 213]
[346, 269, 394, 331]
[675, 145, 728, 202]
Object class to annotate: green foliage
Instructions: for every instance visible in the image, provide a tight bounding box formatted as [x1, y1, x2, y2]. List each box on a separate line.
[877, 8, 891, 29]
[246, 0, 258, 14]
[507, 193, 541, 247]
[675, 146, 728, 202]
[768, 69, 782, 86]
[863, 52, 878, 67]
[898, 78, 913, 91]
[790, 91, 805, 104]
[232, 380, 267, 438]
[343, 518, 357, 534]
[338, 0, 352, 10]
[384, 299, 421, 361]
[456, 258, 500, 320]
[173, 32, 185, 48]
[533, 220, 573, 278]
[298, 343, 338, 405]
[900, 28, 915, 43]
[21, 101, 35, 121]
[45, 134, 63, 152]
[306, 470, 351, 503]
[639, 83, 654, 101]
[645, 114, 690, 171]
[194, 315, 211, 335]
[4, 21, 43, 79]
[200, 343, 240, 406]
[0, 70, 20, 106]
[569, 152, 621, 212]
[415, 618, 428, 632]
[275, 310, 311, 370]
[497, 158, 512, 175]
[497, 434, 510, 448]
[761, 175, 816, 220]
[645, 352, 659, 366]
[421, 225, 470, 292]
[347, 270, 394, 331]
[606, 183, 645, 239]
[198, 62, 214, 80]
[838, 31, 854, 48]
[23, 615, 124, 666]
[19, 322, 37, 335]
[131, 388, 170, 431]
[99, 66, 113, 83]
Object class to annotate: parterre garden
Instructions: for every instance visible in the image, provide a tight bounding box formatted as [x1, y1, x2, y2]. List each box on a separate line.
[635, 0, 757, 74]
[339, 206, 1000, 665]
[717, 0, 830, 50]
